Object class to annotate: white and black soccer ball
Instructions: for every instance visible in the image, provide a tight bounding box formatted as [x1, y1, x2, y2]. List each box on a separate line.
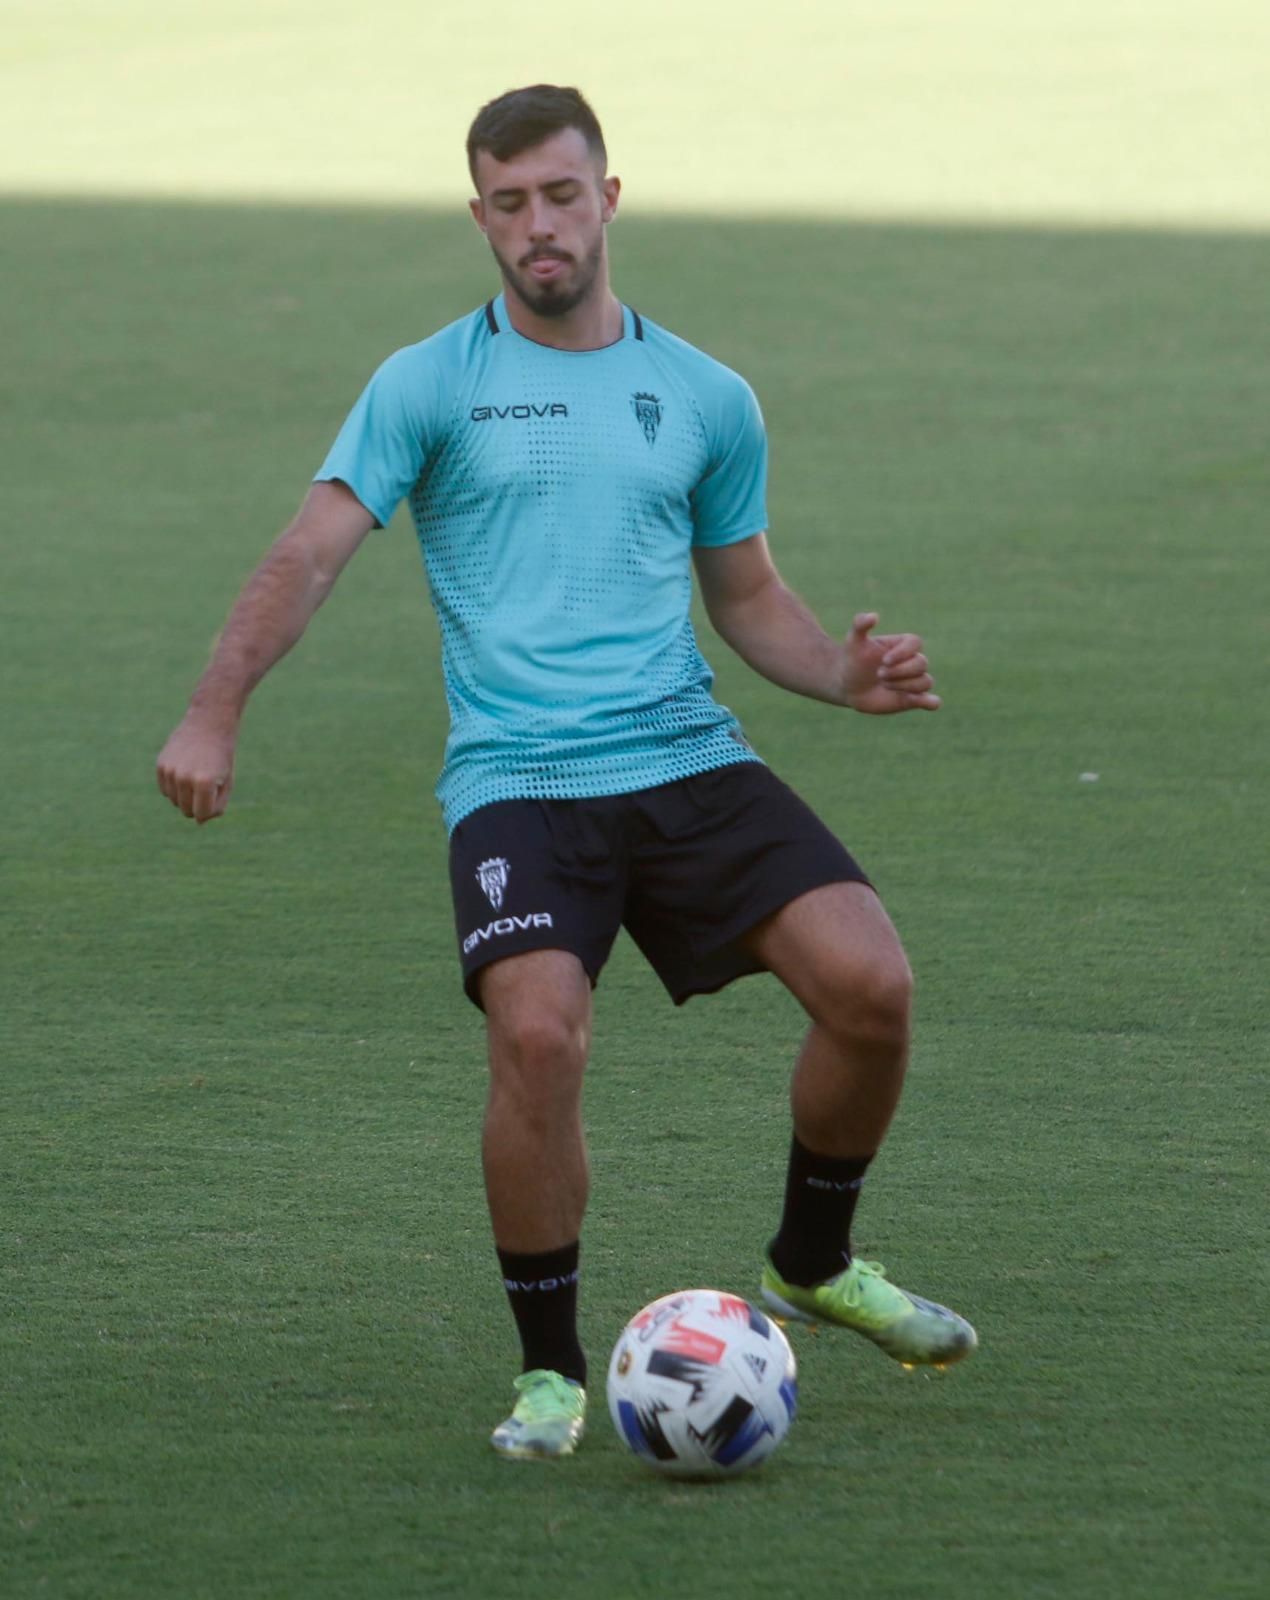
[607, 1289, 797, 1477]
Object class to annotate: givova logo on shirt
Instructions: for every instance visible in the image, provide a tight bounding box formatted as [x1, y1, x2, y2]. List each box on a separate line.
[470, 402, 568, 421]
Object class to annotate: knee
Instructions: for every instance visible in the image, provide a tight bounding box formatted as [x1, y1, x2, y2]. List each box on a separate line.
[489, 1003, 588, 1103]
[816, 952, 913, 1049]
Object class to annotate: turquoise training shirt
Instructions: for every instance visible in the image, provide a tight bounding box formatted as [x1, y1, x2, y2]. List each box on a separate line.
[315, 294, 768, 829]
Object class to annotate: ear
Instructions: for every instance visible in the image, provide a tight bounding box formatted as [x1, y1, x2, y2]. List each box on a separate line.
[469, 196, 487, 236]
[600, 174, 621, 225]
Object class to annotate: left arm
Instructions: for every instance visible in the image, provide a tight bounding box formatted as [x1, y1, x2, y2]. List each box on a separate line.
[692, 533, 941, 715]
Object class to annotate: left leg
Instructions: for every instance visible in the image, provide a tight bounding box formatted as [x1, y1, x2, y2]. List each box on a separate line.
[745, 882, 977, 1367]
[743, 880, 912, 1161]
[622, 765, 975, 1366]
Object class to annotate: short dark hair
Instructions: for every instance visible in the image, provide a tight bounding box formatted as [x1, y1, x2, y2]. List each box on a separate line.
[466, 85, 607, 186]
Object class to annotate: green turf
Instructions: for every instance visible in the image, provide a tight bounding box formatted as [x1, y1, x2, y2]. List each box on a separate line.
[3, 196, 1268, 1598]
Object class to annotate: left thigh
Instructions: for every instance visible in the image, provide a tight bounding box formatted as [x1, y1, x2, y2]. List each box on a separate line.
[743, 880, 912, 1028]
[624, 763, 872, 1004]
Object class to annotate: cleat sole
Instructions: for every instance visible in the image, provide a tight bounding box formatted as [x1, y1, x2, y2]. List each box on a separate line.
[494, 1443, 581, 1461]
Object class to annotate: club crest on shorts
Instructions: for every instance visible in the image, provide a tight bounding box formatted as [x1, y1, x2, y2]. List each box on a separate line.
[631, 391, 663, 446]
[476, 857, 510, 910]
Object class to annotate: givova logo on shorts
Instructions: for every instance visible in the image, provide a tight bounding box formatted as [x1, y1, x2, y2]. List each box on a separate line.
[476, 857, 510, 909]
[463, 912, 554, 955]
[466, 855, 553, 955]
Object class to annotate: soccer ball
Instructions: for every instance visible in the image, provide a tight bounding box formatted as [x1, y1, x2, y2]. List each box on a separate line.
[606, 1289, 798, 1477]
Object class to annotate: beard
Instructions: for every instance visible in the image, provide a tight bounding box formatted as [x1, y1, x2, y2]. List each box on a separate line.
[491, 231, 605, 319]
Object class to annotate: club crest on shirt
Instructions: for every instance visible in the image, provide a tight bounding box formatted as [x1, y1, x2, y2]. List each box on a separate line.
[476, 857, 510, 910]
[631, 391, 663, 446]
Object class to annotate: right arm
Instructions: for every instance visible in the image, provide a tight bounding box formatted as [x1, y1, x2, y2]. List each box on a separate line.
[156, 479, 376, 823]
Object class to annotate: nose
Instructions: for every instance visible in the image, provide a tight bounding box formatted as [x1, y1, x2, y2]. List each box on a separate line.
[527, 195, 555, 240]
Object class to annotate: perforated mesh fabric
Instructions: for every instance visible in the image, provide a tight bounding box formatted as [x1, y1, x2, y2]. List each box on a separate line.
[316, 297, 768, 830]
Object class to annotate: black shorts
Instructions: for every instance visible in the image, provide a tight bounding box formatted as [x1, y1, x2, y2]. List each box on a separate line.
[448, 762, 871, 1008]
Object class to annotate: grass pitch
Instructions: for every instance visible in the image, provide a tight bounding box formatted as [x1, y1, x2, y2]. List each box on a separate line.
[3, 4, 1269, 1593]
[3, 195, 1267, 1599]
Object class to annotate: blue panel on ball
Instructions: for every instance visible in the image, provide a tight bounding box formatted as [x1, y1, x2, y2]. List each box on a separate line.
[617, 1398, 655, 1457]
[711, 1409, 773, 1467]
[779, 1377, 798, 1420]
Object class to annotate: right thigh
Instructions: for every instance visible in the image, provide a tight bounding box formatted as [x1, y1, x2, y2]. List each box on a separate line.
[480, 949, 595, 1098]
[449, 797, 627, 1010]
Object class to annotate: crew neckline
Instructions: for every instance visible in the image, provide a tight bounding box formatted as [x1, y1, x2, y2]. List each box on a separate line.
[488, 293, 639, 352]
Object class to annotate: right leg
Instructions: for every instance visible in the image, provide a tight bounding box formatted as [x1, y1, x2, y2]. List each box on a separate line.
[480, 949, 593, 1458]
[447, 793, 630, 1453]
[481, 949, 593, 1256]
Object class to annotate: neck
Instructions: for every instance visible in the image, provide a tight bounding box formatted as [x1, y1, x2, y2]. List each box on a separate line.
[500, 280, 624, 351]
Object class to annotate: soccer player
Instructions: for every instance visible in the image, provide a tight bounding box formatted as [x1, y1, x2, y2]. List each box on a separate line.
[156, 84, 976, 1461]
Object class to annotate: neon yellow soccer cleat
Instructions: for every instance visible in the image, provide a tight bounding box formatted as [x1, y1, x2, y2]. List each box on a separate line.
[490, 1370, 587, 1459]
[760, 1257, 977, 1370]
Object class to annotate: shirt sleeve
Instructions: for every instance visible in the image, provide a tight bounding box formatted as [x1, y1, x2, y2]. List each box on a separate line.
[313, 346, 445, 528]
[689, 372, 769, 547]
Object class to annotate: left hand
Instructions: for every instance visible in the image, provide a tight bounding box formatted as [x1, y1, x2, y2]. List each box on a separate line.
[843, 613, 942, 715]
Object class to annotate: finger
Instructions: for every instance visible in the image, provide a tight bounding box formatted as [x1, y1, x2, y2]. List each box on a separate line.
[192, 780, 219, 824]
[883, 671, 931, 696]
[193, 769, 234, 824]
[849, 612, 879, 641]
[880, 633, 923, 666]
[175, 779, 196, 818]
[880, 653, 929, 683]
[905, 691, 941, 711]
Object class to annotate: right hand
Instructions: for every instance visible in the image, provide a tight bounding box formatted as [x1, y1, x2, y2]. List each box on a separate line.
[156, 715, 238, 824]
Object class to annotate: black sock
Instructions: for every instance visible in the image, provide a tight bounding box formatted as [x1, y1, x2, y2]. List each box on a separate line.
[767, 1136, 873, 1286]
[496, 1241, 587, 1387]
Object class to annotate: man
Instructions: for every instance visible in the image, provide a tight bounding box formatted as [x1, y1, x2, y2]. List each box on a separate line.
[156, 84, 976, 1462]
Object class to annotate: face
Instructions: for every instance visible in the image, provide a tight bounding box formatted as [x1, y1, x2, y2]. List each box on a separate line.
[470, 128, 620, 319]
